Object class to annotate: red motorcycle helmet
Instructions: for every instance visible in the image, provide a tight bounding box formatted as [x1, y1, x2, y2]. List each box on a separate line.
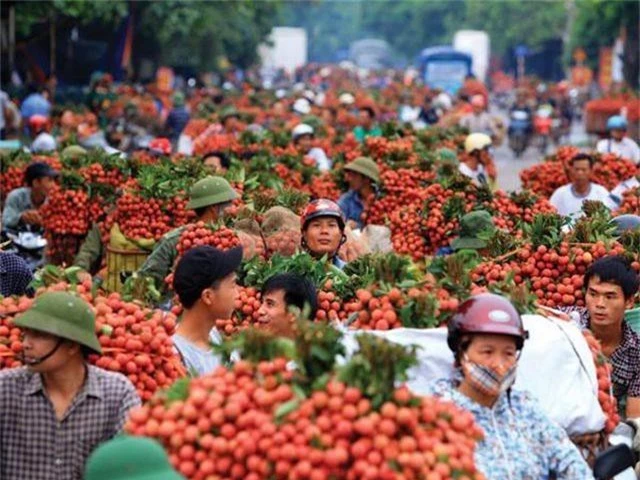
[301, 199, 345, 231]
[149, 137, 172, 155]
[447, 293, 528, 352]
[28, 114, 49, 133]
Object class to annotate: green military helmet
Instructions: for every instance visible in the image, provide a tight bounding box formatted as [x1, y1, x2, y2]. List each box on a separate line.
[186, 175, 239, 210]
[61, 145, 88, 161]
[173, 91, 185, 108]
[84, 435, 185, 480]
[14, 291, 101, 354]
[220, 106, 240, 122]
[435, 148, 459, 167]
[343, 156, 380, 184]
[450, 210, 496, 251]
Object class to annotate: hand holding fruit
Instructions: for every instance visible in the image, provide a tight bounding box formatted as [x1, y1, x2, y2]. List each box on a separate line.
[21, 209, 42, 225]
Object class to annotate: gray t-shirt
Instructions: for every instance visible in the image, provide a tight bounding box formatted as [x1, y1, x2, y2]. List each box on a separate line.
[172, 329, 223, 377]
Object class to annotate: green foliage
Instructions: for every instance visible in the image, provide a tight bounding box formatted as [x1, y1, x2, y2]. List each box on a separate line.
[294, 321, 345, 392]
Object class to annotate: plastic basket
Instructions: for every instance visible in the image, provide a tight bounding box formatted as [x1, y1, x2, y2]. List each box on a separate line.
[625, 307, 640, 335]
[105, 245, 150, 292]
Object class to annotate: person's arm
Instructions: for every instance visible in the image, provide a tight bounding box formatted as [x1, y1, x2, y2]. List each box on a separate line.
[2, 191, 25, 229]
[137, 234, 179, 286]
[73, 224, 103, 273]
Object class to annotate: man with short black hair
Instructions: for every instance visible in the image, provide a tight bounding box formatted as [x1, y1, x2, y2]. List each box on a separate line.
[2, 162, 58, 229]
[558, 255, 640, 418]
[0, 291, 140, 480]
[202, 151, 231, 174]
[172, 245, 242, 376]
[549, 153, 615, 219]
[258, 273, 318, 337]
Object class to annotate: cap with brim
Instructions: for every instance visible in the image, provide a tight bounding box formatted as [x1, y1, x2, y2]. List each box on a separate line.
[84, 435, 185, 480]
[14, 292, 101, 354]
[220, 107, 240, 121]
[450, 237, 488, 251]
[450, 210, 495, 251]
[26, 162, 59, 180]
[186, 176, 239, 210]
[343, 157, 380, 183]
[173, 245, 243, 302]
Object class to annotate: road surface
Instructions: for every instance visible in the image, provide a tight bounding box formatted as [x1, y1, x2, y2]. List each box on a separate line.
[493, 111, 589, 192]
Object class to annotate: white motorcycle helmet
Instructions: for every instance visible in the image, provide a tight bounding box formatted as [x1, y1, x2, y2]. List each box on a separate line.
[292, 123, 314, 141]
[339, 92, 355, 106]
[293, 98, 312, 115]
[434, 92, 453, 111]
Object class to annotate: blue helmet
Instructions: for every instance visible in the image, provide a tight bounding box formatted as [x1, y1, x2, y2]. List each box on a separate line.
[607, 115, 628, 131]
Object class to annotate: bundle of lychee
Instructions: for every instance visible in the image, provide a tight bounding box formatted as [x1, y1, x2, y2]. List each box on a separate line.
[175, 221, 241, 257]
[40, 185, 91, 236]
[91, 292, 186, 401]
[125, 324, 486, 480]
[617, 186, 640, 215]
[0, 296, 32, 369]
[582, 330, 620, 434]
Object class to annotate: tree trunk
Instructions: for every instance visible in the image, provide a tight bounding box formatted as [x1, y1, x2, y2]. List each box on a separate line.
[622, 12, 639, 88]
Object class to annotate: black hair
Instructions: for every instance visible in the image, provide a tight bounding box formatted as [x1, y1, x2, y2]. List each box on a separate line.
[453, 336, 473, 368]
[176, 277, 221, 309]
[193, 206, 208, 218]
[569, 153, 595, 168]
[261, 273, 318, 320]
[202, 151, 230, 169]
[360, 106, 375, 119]
[584, 255, 640, 300]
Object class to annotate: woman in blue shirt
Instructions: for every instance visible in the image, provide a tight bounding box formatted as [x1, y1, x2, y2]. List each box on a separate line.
[428, 293, 593, 480]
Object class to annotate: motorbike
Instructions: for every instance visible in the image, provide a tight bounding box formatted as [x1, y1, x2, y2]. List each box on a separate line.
[508, 108, 532, 158]
[1, 228, 47, 273]
[533, 105, 554, 154]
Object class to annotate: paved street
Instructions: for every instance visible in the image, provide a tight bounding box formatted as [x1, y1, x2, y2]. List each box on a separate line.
[493, 110, 590, 192]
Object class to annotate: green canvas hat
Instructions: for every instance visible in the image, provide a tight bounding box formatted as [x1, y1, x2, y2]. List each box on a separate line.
[436, 148, 459, 167]
[84, 435, 185, 480]
[14, 291, 101, 354]
[220, 106, 240, 121]
[61, 145, 88, 161]
[186, 176, 239, 210]
[450, 210, 496, 251]
[343, 156, 380, 183]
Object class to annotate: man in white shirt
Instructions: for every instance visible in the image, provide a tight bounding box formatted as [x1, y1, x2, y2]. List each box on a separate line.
[596, 115, 640, 164]
[549, 153, 616, 219]
[291, 123, 332, 171]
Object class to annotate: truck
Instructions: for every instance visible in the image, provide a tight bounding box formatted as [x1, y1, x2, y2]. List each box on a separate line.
[418, 46, 472, 95]
[453, 30, 490, 82]
[258, 27, 308, 75]
[349, 38, 392, 70]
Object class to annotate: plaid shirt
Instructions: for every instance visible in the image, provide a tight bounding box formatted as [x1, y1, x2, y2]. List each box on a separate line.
[562, 306, 640, 400]
[0, 365, 140, 480]
[0, 252, 34, 297]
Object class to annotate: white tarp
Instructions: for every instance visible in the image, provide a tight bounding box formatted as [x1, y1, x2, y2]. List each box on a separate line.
[342, 314, 606, 436]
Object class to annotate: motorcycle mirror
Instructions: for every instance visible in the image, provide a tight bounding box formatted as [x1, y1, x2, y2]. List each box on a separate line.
[593, 444, 635, 479]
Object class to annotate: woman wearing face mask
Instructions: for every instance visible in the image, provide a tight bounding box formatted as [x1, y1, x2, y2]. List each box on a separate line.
[428, 293, 592, 480]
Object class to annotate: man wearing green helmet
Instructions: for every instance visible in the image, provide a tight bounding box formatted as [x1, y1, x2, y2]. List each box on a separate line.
[137, 175, 239, 290]
[0, 291, 140, 480]
[84, 435, 185, 480]
[165, 91, 190, 143]
[338, 156, 380, 230]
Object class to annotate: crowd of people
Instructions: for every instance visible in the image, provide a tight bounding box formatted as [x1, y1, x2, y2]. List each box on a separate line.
[0, 64, 639, 480]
